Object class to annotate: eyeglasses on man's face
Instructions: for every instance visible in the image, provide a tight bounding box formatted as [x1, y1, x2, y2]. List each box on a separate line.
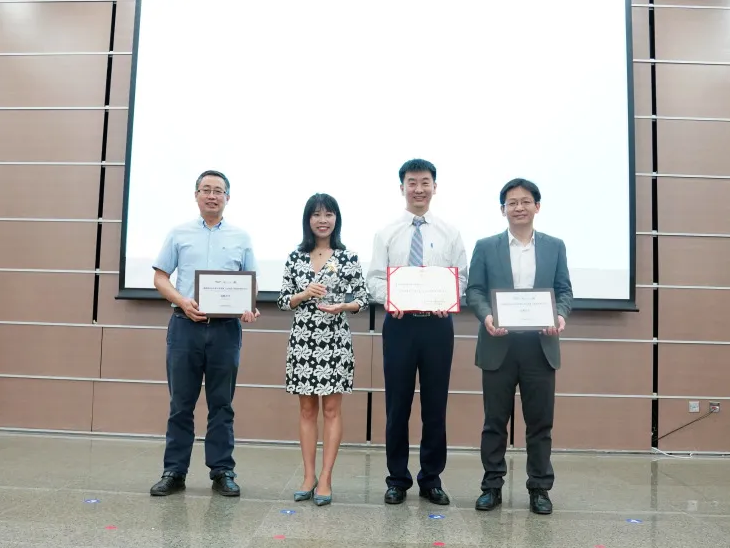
[197, 187, 227, 196]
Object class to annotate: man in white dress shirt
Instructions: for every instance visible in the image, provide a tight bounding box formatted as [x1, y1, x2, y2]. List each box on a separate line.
[367, 158, 468, 506]
[465, 178, 573, 515]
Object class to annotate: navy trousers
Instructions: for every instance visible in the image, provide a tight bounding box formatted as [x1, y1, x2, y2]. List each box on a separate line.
[382, 313, 454, 490]
[163, 312, 242, 479]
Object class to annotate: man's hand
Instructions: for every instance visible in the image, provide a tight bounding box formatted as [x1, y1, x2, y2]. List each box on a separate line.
[484, 314, 508, 336]
[241, 308, 260, 323]
[433, 310, 450, 318]
[390, 309, 404, 319]
[180, 298, 207, 322]
[543, 315, 565, 336]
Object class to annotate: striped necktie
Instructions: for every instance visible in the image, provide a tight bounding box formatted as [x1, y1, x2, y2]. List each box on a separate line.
[408, 216, 426, 266]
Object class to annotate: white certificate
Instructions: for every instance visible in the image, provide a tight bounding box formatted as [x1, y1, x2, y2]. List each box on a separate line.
[492, 289, 557, 330]
[195, 270, 256, 317]
[386, 266, 460, 313]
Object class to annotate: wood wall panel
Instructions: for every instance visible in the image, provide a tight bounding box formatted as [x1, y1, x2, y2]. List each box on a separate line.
[658, 344, 730, 397]
[0, 111, 103, 162]
[0, 166, 101, 219]
[113, 1, 137, 52]
[0, 378, 93, 431]
[513, 396, 650, 451]
[0, 56, 107, 106]
[656, 65, 730, 119]
[0, 325, 100, 378]
[657, 120, 730, 176]
[655, 7, 730, 62]
[658, 178, 730, 235]
[105, 109, 128, 162]
[102, 167, 125, 219]
[659, 289, 730, 342]
[0, 221, 97, 270]
[0, 2, 112, 52]
[0, 272, 94, 324]
[659, 237, 730, 286]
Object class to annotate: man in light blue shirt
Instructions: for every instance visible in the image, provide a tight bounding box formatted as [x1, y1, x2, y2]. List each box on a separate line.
[149, 169, 259, 498]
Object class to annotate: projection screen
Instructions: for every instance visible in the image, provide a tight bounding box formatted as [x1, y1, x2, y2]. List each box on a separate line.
[118, 0, 636, 310]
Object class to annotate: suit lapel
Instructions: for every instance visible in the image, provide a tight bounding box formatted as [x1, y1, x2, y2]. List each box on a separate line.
[498, 231, 514, 288]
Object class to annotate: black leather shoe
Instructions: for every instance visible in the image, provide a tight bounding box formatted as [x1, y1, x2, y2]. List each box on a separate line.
[529, 488, 552, 514]
[384, 486, 407, 504]
[475, 488, 502, 511]
[419, 487, 450, 505]
[150, 472, 186, 496]
[212, 471, 240, 497]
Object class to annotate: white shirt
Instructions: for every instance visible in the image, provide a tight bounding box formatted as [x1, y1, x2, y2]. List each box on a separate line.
[508, 230, 536, 289]
[366, 209, 468, 304]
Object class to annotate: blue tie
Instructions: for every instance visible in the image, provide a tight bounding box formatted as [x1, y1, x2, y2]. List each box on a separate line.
[408, 216, 426, 266]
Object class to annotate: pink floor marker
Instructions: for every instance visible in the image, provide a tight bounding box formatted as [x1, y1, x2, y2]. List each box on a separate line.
[595, 545, 606, 548]
[273, 534, 286, 539]
[105, 526, 117, 530]
[433, 543, 445, 547]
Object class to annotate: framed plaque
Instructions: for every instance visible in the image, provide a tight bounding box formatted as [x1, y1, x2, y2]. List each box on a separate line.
[386, 266, 461, 313]
[194, 270, 256, 318]
[491, 288, 557, 331]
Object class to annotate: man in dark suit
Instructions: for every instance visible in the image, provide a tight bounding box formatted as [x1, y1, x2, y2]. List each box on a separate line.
[465, 178, 572, 515]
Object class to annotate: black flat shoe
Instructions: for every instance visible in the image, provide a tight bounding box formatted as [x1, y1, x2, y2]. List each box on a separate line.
[475, 488, 502, 511]
[150, 472, 186, 496]
[529, 488, 552, 514]
[212, 471, 240, 497]
[384, 486, 407, 504]
[419, 487, 450, 505]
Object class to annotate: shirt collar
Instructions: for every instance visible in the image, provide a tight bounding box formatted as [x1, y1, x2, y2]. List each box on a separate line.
[200, 216, 225, 230]
[402, 209, 433, 224]
[508, 229, 535, 246]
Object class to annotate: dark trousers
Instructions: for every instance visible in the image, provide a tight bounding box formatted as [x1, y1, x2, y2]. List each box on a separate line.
[480, 332, 555, 491]
[382, 313, 454, 490]
[163, 313, 242, 479]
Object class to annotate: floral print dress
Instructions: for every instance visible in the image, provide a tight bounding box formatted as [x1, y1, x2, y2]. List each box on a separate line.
[277, 249, 369, 395]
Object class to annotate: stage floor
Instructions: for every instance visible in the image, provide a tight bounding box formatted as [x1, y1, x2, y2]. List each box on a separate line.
[0, 433, 728, 547]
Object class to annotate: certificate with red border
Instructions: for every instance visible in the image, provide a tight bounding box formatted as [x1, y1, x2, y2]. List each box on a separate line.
[386, 266, 461, 313]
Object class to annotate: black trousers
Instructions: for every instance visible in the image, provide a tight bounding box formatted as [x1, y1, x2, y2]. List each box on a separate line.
[382, 313, 454, 490]
[163, 313, 241, 479]
[480, 332, 555, 491]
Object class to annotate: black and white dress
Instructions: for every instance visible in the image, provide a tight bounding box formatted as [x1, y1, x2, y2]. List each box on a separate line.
[277, 249, 369, 395]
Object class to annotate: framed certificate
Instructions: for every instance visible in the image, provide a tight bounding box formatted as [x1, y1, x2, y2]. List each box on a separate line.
[194, 270, 256, 318]
[491, 288, 557, 330]
[386, 266, 460, 313]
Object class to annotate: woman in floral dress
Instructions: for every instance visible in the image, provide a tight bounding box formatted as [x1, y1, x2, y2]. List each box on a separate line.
[277, 193, 369, 506]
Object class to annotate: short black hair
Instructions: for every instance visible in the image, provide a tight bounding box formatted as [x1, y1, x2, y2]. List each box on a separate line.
[297, 193, 347, 253]
[499, 178, 541, 205]
[399, 159, 436, 184]
[195, 169, 230, 194]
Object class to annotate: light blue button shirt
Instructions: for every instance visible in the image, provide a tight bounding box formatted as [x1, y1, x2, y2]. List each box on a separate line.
[152, 217, 257, 301]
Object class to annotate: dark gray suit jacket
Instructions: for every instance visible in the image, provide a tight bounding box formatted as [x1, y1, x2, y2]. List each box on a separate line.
[465, 230, 573, 371]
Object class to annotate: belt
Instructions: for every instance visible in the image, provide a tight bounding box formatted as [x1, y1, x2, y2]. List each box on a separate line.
[172, 308, 235, 323]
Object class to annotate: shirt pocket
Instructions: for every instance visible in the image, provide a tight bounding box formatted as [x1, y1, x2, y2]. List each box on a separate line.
[218, 245, 243, 270]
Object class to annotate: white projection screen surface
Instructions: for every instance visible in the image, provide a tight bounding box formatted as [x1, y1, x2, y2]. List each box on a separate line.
[119, 0, 636, 309]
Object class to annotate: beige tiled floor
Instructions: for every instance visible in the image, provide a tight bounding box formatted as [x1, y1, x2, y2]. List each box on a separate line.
[0, 433, 728, 547]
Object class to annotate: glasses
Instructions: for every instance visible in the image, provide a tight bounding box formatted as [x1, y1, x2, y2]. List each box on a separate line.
[504, 200, 534, 209]
[197, 188, 227, 196]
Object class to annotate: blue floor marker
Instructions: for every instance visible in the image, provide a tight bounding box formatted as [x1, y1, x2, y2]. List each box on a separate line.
[280, 509, 296, 515]
[84, 499, 100, 504]
[429, 513, 446, 520]
[626, 518, 643, 524]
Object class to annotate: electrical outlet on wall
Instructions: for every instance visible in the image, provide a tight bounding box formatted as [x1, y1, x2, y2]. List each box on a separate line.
[688, 401, 700, 413]
[709, 401, 721, 413]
